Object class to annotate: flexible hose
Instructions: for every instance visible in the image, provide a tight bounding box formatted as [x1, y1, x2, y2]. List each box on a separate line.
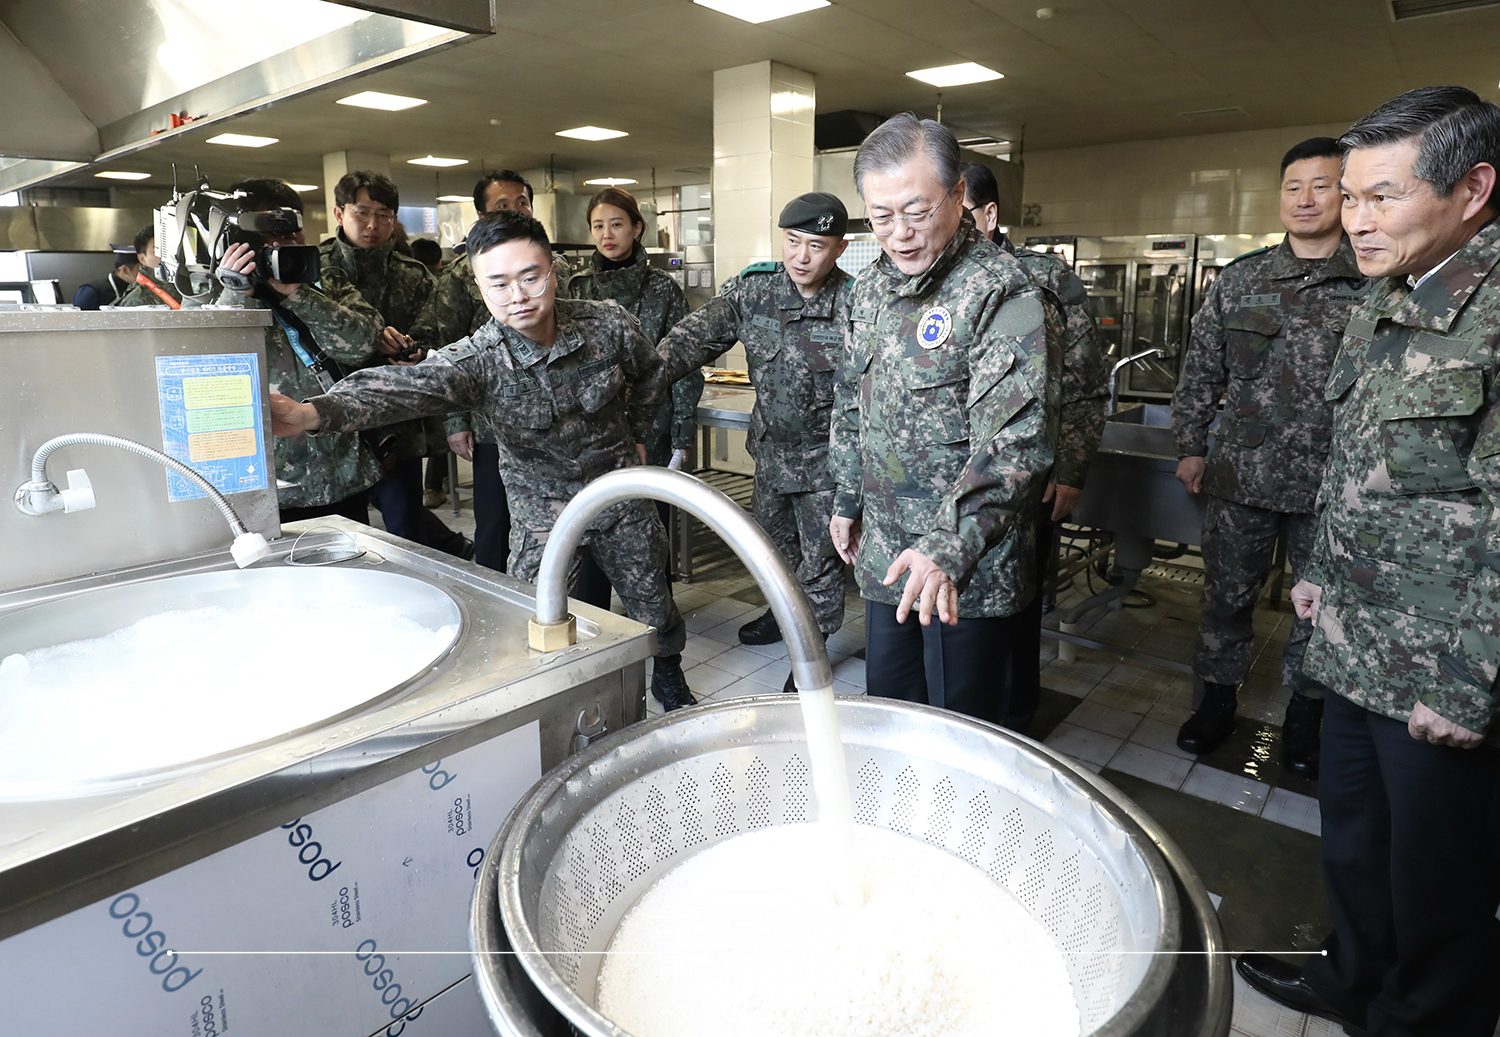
[30, 433, 250, 536]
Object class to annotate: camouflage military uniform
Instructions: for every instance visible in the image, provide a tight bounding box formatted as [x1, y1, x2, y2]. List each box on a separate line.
[216, 271, 384, 509]
[306, 298, 686, 658]
[1302, 220, 1500, 729]
[568, 244, 703, 463]
[658, 262, 853, 633]
[1172, 236, 1367, 695]
[832, 218, 1056, 618]
[116, 269, 184, 308]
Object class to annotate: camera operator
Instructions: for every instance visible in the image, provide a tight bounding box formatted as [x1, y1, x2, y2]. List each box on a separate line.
[215, 177, 397, 523]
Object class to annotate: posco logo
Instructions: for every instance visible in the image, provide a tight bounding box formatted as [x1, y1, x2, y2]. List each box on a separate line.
[107, 892, 202, 992]
[421, 758, 456, 791]
[354, 938, 426, 1035]
[280, 817, 343, 881]
[198, 994, 222, 1037]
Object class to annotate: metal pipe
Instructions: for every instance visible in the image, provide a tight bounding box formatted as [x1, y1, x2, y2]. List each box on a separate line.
[1109, 348, 1166, 413]
[531, 468, 833, 692]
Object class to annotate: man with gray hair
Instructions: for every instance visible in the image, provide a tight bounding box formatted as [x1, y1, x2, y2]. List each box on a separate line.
[1236, 86, 1500, 1037]
[829, 113, 1057, 724]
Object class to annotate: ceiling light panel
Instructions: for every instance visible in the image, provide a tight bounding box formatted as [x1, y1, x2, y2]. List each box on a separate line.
[584, 177, 638, 186]
[337, 91, 428, 111]
[286, 184, 319, 192]
[408, 156, 468, 167]
[205, 133, 279, 147]
[693, 0, 830, 24]
[905, 63, 1004, 88]
[436, 195, 470, 202]
[94, 171, 150, 180]
[556, 126, 628, 141]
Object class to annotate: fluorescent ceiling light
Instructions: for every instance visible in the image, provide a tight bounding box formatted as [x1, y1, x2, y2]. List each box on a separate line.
[337, 91, 428, 111]
[94, 170, 150, 180]
[206, 132, 279, 148]
[697, 216, 712, 221]
[408, 155, 468, 167]
[693, 0, 830, 24]
[584, 177, 638, 186]
[436, 194, 470, 202]
[556, 126, 628, 141]
[286, 183, 319, 192]
[905, 62, 1004, 88]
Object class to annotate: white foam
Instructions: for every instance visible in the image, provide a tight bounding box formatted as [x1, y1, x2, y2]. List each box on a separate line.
[596, 824, 1080, 1037]
[0, 604, 453, 788]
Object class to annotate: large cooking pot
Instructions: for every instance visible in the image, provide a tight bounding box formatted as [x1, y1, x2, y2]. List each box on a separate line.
[470, 694, 1230, 1037]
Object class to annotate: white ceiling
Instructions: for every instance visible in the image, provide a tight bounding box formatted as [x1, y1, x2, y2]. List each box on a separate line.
[35, 0, 1500, 207]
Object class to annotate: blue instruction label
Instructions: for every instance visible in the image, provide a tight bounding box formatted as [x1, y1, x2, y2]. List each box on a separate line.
[155, 353, 268, 502]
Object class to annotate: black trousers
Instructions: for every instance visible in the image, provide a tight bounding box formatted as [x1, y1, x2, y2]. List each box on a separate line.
[1302, 692, 1500, 1036]
[471, 441, 511, 573]
[864, 600, 1023, 726]
[993, 518, 1054, 733]
[279, 491, 369, 527]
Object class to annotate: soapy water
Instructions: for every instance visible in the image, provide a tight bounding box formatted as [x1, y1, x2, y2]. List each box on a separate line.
[596, 823, 1081, 1037]
[0, 604, 455, 788]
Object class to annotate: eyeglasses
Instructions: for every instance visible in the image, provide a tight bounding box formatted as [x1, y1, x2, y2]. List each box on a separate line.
[867, 196, 948, 234]
[482, 262, 553, 302]
[344, 206, 396, 225]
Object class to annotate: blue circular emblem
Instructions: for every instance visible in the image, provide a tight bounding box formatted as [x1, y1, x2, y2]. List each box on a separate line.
[918, 306, 952, 349]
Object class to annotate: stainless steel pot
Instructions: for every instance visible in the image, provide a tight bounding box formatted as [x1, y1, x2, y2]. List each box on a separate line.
[471, 694, 1203, 1037]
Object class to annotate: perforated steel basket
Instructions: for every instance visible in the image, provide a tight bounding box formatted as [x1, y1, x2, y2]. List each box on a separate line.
[472, 695, 1181, 1037]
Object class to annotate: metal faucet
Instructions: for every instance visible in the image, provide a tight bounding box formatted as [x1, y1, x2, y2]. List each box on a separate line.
[13, 432, 270, 567]
[1109, 348, 1167, 413]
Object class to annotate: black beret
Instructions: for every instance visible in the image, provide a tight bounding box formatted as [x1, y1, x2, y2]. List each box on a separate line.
[778, 192, 848, 238]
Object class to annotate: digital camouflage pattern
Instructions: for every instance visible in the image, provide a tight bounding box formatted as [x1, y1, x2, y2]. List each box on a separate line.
[216, 269, 384, 508]
[568, 243, 703, 460]
[1196, 496, 1322, 695]
[998, 233, 1109, 488]
[319, 232, 437, 460]
[832, 217, 1057, 617]
[306, 298, 686, 656]
[1173, 235, 1368, 513]
[412, 249, 573, 443]
[657, 262, 854, 632]
[116, 268, 184, 308]
[1303, 218, 1500, 731]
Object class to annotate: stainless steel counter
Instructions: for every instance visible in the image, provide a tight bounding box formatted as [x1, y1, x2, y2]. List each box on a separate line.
[0, 518, 653, 940]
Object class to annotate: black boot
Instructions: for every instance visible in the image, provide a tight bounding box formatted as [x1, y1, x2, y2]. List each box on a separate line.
[1281, 693, 1323, 778]
[1176, 681, 1238, 755]
[650, 654, 697, 711]
[738, 609, 783, 646]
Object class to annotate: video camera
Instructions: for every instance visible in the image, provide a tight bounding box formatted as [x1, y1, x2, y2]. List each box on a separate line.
[154, 177, 321, 300]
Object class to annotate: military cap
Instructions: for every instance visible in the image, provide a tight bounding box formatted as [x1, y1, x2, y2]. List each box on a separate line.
[778, 192, 848, 238]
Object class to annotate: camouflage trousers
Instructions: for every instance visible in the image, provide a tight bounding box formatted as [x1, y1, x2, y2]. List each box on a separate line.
[1195, 495, 1324, 698]
[511, 498, 686, 658]
[752, 470, 844, 635]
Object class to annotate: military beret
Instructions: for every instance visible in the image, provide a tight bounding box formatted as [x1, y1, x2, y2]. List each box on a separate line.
[778, 192, 848, 238]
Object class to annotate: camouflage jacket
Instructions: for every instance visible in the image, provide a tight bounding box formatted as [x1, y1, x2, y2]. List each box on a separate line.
[411, 249, 573, 443]
[831, 219, 1057, 617]
[319, 232, 437, 459]
[998, 234, 1108, 488]
[568, 244, 703, 451]
[1172, 236, 1367, 513]
[116, 268, 184, 308]
[307, 299, 671, 533]
[215, 272, 384, 508]
[658, 263, 852, 492]
[1302, 219, 1500, 731]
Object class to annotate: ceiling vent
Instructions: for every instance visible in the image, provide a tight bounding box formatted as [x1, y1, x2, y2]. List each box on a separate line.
[1178, 106, 1250, 121]
[1391, 0, 1500, 19]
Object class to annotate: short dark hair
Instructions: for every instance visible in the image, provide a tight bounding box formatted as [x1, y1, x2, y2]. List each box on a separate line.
[473, 170, 533, 213]
[1340, 86, 1500, 200]
[854, 112, 961, 198]
[230, 178, 303, 214]
[335, 171, 398, 211]
[961, 162, 999, 209]
[410, 237, 441, 271]
[466, 210, 551, 260]
[1279, 137, 1342, 179]
[586, 187, 646, 238]
[133, 223, 155, 258]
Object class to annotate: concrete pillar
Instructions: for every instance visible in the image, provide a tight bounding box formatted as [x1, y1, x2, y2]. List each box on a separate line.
[321, 151, 391, 237]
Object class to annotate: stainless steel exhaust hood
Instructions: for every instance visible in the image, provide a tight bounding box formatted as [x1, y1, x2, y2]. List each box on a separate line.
[0, 0, 493, 194]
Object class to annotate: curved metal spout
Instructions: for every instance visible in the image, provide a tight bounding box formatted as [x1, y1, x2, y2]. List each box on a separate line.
[531, 467, 833, 693]
[1109, 348, 1166, 413]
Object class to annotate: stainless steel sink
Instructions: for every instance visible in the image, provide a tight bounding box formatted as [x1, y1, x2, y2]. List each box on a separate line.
[1072, 403, 1212, 546]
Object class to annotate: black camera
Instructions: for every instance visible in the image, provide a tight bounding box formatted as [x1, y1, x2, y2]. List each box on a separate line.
[154, 180, 321, 299]
[216, 210, 321, 291]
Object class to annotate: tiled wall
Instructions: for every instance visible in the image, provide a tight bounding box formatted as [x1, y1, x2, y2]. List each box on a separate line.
[1021, 121, 1354, 238]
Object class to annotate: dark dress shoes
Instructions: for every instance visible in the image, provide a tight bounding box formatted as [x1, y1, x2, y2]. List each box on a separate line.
[1236, 954, 1366, 1036]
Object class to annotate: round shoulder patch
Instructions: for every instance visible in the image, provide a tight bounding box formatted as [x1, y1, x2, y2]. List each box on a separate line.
[917, 306, 953, 349]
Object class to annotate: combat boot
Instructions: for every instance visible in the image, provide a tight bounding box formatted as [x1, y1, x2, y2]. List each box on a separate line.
[1176, 682, 1238, 755]
[1281, 693, 1323, 779]
[738, 609, 783, 645]
[650, 655, 697, 712]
